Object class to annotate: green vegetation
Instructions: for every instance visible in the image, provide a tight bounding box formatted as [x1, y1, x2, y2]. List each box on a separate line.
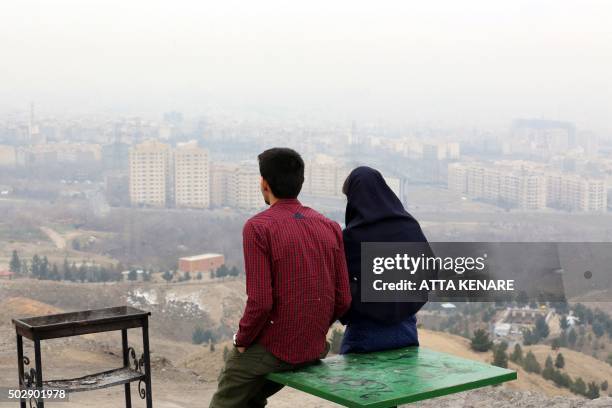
[522, 351, 541, 374]
[162, 270, 174, 282]
[509, 343, 523, 364]
[555, 353, 565, 369]
[9, 250, 21, 273]
[492, 342, 508, 368]
[192, 326, 216, 345]
[522, 316, 550, 345]
[470, 329, 493, 352]
[524, 351, 604, 399]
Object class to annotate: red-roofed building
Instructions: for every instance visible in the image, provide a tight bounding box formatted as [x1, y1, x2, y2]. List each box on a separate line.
[0, 270, 14, 280]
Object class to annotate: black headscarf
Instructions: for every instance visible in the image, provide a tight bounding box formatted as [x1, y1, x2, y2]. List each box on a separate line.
[342, 166, 429, 324]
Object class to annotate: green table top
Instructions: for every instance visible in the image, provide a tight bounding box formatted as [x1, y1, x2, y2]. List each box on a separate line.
[267, 347, 517, 408]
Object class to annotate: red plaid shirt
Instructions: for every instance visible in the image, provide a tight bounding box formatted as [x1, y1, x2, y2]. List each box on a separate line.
[235, 199, 351, 364]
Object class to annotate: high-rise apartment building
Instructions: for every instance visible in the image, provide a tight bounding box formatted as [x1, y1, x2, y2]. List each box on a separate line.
[546, 173, 606, 212]
[210, 162, 264, 210]
[303, 154, 349, 197]
[174, 142, 210, 209]
[231, 164, 264, 210]
[210, 162, 238, 207]
[129, 141, 172, 207]
[448, 162, 547, 210]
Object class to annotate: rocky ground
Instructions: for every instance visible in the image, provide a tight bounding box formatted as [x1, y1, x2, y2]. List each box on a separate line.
[1, 280, 611, 407]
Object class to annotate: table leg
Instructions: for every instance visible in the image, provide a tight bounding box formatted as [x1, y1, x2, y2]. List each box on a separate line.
[16, 334, 26, 408]
[122, 329, 132, 408]
[34, 339, 44, 408]
[142, 320, 153, 408]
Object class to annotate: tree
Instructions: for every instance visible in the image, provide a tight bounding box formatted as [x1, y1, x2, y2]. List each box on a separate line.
[551, 370, 571, 388]
[229, 266, 240, 277]
[592, 321, 605, 338]
[601, 380, 608, 391]
[216, 265, 229, 279]
[523, 351, 541, 374]
[535, 316, 550, 339]
[571, 377, 586, 396]
[545, 355, 554, 370]
[559, 315, 569, 331]
[470, 329, 493, 352]
[510, 343, 523, 364]
[586, 381, 600, 399]
[77, 263, 87, 282]
[63, 258, 73, 281]
[20, 260, 29, 276]
[31, 254, 41, 278]
[50, 264, 60, 281]
[568, 329, 577, 348]
[551, 338, 561, 351]
[128, 269, 138, 281]
[209, 270, 215, 279]
[492, 342, 508, 368]
[555, 353, 565, 369]
[9, 250, 21, 274]
[39, 256, 49, 280]
[542, 356, 554, 380]
[522, 328, 540, 345]
[192, 327, 215, 345]
[162, 271, 173, 283]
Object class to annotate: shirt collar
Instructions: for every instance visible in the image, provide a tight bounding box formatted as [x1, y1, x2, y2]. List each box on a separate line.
[271, 198, 301, 207]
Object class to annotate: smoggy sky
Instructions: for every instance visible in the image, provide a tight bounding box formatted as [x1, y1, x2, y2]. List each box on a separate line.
[1, 1, 611, 131]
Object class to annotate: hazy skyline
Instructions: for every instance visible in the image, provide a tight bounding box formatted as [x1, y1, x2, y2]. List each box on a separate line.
[1, 1, 611, 132]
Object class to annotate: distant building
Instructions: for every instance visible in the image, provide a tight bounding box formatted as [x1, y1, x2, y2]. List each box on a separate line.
[209, 161, 265, 211]
[447, 160, 605, 212]
[303, 154, 350, 198]
[0, 270, 14, 280]
[494, 323, 511, 337]
[174, 142, 210, 209]
[232, 164, 265, 210]
[129, 140, 172, 207]
[0, 145, 17, 167]
[546, 173, 606, 212]
[179, 253, 225, 274]
[210, 162, 238, 207]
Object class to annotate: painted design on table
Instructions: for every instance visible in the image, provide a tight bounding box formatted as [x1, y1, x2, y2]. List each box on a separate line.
[267, 347, 516, 406]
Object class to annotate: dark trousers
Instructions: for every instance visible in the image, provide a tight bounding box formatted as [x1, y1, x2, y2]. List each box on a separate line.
[209, 343, 328, 408]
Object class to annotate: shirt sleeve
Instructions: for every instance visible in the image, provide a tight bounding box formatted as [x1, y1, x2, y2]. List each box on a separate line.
[235, 220, 273, 347]
[332, 223, 352, 323]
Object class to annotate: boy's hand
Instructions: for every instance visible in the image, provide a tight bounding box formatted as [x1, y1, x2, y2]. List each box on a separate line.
[236, 346, 246, 353]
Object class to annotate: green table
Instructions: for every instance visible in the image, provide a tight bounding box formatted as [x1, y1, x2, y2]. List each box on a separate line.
[267, 347, 517, 408]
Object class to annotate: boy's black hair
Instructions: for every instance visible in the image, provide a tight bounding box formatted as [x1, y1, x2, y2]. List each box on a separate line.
[257, 148, 305, 199]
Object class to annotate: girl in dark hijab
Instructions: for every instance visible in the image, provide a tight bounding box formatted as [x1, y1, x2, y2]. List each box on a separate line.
[340, 166, 429, 353]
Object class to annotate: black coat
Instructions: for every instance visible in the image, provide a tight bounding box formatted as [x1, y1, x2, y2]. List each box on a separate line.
[342, 166, 430, 325]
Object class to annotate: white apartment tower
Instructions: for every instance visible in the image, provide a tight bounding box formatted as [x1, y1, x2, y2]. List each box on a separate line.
[231, 165, 264, 210]
[129, 141, 172, 207]
[210, 162, 238, 207]
[174, 142, 210, 209]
